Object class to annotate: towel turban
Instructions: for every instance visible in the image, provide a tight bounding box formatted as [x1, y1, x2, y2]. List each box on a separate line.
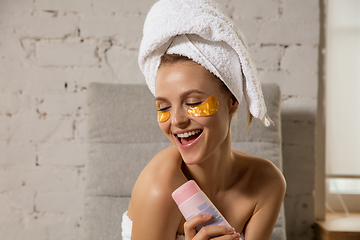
[138, 0, 273, 126]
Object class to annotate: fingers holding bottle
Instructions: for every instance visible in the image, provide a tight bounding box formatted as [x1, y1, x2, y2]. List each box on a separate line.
[184, 214, 241, 240]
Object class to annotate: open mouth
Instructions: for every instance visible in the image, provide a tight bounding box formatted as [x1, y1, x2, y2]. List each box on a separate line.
[175, 129, 203, 145]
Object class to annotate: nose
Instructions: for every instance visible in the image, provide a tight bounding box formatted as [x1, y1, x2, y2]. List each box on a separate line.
[171, 106, 190, 128]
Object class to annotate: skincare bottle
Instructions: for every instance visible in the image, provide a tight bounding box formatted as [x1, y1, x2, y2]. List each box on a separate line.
[172, 180, 232, 232]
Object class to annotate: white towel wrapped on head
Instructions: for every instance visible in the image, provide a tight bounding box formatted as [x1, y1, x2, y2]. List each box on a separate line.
[138, 0, 273, 126]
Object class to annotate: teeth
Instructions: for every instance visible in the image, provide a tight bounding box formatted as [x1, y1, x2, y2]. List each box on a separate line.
[177, 130, 201, 138]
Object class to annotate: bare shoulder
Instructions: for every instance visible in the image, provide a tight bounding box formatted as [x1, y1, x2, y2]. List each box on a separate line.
[232, 152, 286, 239]
[128, 145, 187, 218]
[127, 146, 187, 239]
[134, 145, 187, 189]
[233, 150, 286, 201]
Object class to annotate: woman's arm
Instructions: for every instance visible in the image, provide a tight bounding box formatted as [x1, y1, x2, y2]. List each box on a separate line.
[243, 161, 286, 240]
[130, 179, 183, 240]
[128, 147, 187, 240]
[130, 177, 242, 240]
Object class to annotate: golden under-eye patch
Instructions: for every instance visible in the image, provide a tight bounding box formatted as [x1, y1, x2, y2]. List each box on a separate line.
[156, 96, 219, 123]
[187, 95, 219, 117]
[157, 110, 170, 123]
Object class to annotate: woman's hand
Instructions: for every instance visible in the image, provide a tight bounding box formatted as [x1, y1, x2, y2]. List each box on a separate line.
[184, 214, 241, 240]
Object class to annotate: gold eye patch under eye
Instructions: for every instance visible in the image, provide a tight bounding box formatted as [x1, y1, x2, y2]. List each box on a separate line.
[187, 95, 219, 117]
[157, 110, 170, 123]
[156, 96, 219, 123]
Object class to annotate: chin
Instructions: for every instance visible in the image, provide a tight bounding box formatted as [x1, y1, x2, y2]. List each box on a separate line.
[178, 149, 208, 166]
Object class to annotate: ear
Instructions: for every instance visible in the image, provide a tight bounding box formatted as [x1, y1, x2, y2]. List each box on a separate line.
[228, 95, 239, 115]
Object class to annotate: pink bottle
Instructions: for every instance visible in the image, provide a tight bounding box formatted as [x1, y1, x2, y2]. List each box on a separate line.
[172, 180, 232, 232]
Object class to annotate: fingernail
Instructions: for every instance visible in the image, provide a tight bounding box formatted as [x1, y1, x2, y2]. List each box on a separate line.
[203, 214, 211, 219]
[228, 227, 235, 233]
[232, 232, 240, 239]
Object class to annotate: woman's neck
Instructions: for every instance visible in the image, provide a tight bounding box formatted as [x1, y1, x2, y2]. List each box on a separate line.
[183, 133, 238, 197]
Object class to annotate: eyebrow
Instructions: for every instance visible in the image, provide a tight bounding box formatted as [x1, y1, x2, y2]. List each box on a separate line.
[155, 89, 205, 101]
[180, 89, 205, 98]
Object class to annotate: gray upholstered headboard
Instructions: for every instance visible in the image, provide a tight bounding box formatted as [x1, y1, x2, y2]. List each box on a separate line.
[83, 83, 286, 240]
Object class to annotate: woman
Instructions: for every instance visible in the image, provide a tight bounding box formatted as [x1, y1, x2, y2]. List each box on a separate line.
[123, 0, 286, 239]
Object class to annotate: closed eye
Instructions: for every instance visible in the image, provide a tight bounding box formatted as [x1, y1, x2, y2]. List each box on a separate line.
[187, 102, 202, 107]
[157, 106, 170, 111]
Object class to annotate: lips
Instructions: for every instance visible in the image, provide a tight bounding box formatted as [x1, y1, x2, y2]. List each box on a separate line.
[174, 129, 203, 146]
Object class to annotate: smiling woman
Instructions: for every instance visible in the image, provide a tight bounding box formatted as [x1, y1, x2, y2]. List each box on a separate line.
[153, 59, 236, 165]
[123, 0, 286, 240]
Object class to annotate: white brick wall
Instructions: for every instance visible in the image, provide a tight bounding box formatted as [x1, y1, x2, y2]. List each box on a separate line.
[0, 0, 320, 239]
[36, 40, 99, 66]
